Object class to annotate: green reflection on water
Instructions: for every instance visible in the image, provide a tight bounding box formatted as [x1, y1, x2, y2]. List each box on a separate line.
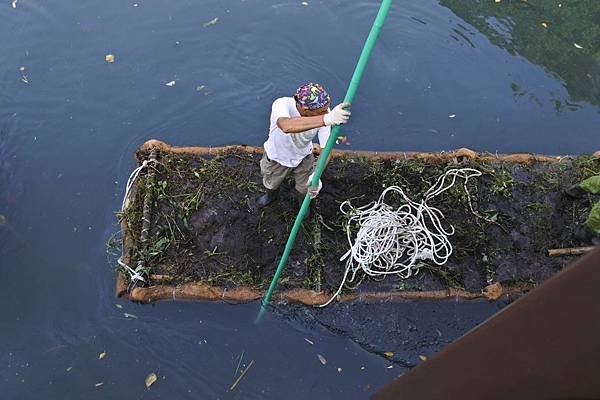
[440, 0, 600, 108]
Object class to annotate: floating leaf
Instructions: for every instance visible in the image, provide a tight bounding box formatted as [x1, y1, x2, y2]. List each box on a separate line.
[145, 372, 158, 388]
[98, 351, 106, 360]
[165, 80, 176, 87]
[384, 351, 394, 358]
[203, 17, 219, 27]
[419, 355, 428, 361]
[317, 354, 327, 365]
[123, 313, 138, 319]
[573, 43, 583, 49]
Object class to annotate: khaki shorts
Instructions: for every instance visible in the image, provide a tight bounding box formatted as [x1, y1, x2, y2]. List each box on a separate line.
[260, 153, 315, 194]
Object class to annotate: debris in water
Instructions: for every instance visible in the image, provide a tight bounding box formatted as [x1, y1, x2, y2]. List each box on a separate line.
[448, 114, 456, 118]
[203, 17, 219, 27]
[386, 365, 394, 369]
[98, 351, 106, 360]
[115, 304, 123, 309]
[234, 351, 244, 378]
[384, 351, 394, 358]
[541, 22, 548, 28]
[105, 54, 115, 63]
[19, 66, 25, 72]
[95, 382, 104, 387]
[21, 76, 29, 84]
[123, 312, 138, 319]
[317, 354, 327, 365]
[12, 0, 17, 8]
[573, 43, 583, 49]
[196, 85, 205, 92]
[145, 372, 158, 388]
[483, 282, 503, 300]
[337, 367, 342, 373]
[419, 355, 428, 361]
[301, 1, 308, 5]
[0, 215, 6, 225]
[304, 338, 314, 345]
[165, 80, 176, 87]
[66, 366, 73, 372]
[229, 359, 254, 391]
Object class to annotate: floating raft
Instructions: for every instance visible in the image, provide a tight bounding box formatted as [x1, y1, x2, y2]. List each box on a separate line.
[116, 139, 600, 304]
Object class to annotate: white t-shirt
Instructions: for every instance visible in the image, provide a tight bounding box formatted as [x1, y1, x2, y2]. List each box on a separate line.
[263, 97, 331, 168]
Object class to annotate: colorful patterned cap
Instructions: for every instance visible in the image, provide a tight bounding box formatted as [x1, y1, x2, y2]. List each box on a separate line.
[294, 83, 331, 110]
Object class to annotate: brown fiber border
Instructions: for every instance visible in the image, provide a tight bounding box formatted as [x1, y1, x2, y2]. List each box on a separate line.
[116, 139, 600, 304]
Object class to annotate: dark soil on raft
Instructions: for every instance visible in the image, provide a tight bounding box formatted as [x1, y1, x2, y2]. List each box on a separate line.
[119, 148, 600, 295]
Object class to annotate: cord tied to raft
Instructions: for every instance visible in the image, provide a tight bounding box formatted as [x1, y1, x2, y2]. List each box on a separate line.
[117, 257, 146, 289]
[121, 158, 157, 212]
[319, 168, 482, 307]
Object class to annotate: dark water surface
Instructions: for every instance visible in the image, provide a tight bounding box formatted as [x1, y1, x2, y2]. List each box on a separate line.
[1, 0, 598, 398]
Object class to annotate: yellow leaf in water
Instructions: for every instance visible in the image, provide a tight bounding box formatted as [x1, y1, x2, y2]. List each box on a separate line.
[98, 351, 106, 360]
[384, 352, 394, 358]
[573, 43, 583, 49]
[419, 355, 428, 361]
[317, 354, 327, 365]
[145, 372, 158, 388]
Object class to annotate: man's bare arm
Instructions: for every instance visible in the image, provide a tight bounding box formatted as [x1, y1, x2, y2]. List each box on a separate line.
[277, 116, 324, 134]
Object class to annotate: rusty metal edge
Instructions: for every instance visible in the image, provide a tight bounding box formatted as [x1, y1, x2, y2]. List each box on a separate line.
[371, 246, 600, 400]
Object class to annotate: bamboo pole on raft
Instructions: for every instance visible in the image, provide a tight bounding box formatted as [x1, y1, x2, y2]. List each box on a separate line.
[256, 0, 394, 323]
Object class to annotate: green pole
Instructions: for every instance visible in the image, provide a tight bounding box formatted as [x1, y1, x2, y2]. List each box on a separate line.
[256, 0, 394, 323]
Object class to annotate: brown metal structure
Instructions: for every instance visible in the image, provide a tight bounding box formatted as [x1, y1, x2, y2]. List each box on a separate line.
[372, 246, 600, 400]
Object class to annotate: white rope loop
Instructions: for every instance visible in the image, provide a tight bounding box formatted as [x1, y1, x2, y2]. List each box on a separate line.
[320, 168, 482, 307]
[121, 159, 156, 212]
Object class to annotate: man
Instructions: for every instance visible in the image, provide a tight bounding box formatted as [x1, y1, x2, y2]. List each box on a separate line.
[257, 82, 351, 208]
[565, 175, 600, 244]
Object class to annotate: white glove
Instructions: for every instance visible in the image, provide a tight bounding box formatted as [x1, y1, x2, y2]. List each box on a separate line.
[323, 102, 351, 126]
[306, 173, 323, 199]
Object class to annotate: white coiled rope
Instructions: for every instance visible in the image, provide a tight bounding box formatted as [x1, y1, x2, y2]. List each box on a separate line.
[319, 168, 482, 307]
